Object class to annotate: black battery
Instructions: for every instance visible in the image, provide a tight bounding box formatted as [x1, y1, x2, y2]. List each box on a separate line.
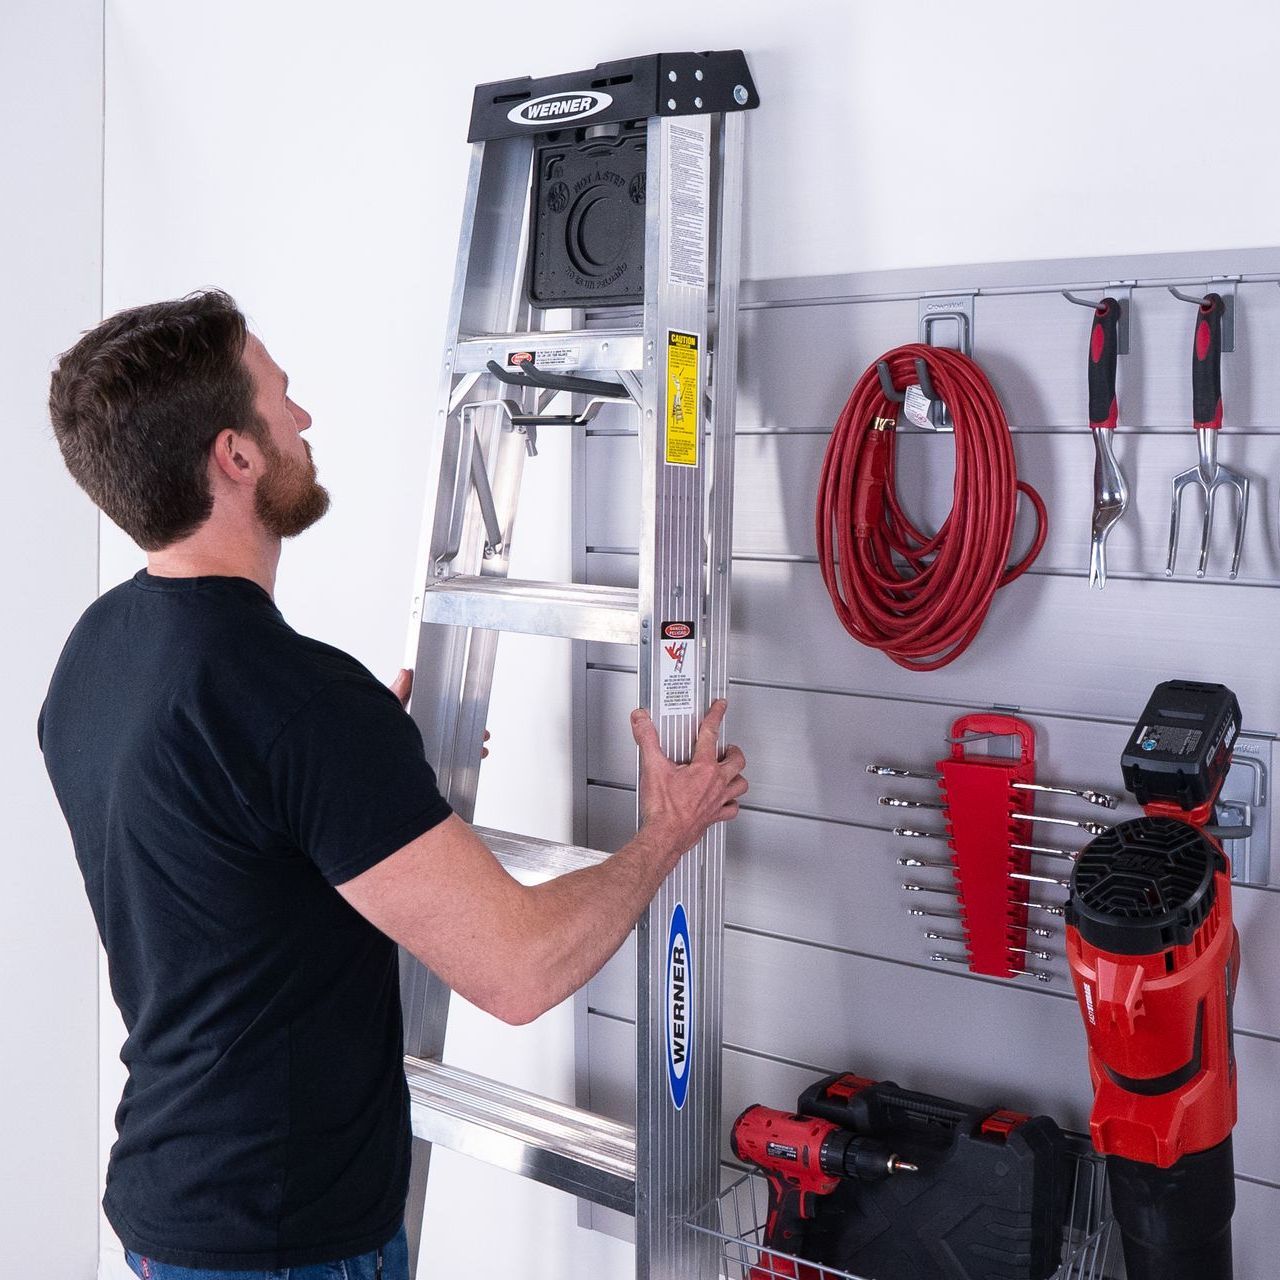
[794, 1074, 1069, 1280]
[1120, 680, 1240, 811]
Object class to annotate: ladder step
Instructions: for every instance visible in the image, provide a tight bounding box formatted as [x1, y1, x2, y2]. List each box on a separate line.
[477, 825, 611, 884]
[405, 1058, 636, 1215]
[454, 327, 643, 376]
[420, 577, 640, 644]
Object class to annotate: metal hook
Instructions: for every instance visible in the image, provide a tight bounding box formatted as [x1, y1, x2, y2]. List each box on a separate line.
[1168, 282, 1236, 352]
[911, 357, 953, 430]
[876, 360, 905, 404]
[913, 358, 937, 403]
[1062, 288, 1132, 355]
[1231, 754, 1268, 808]
[945, 730, 1012, 747]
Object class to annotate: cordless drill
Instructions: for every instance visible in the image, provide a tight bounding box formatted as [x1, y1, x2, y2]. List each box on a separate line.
[730, 1105, 916, 1277]
[1066, 679, 1242, 1280]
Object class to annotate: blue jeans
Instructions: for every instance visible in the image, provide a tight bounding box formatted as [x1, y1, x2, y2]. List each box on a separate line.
[124, 1225, 408, 1280]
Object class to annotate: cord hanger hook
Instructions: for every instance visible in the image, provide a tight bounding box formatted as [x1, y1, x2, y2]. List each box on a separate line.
[1062, 290, 1109, 309]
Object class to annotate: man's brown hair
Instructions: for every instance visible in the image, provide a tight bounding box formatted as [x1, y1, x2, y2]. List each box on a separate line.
[49, 290, 263, 550]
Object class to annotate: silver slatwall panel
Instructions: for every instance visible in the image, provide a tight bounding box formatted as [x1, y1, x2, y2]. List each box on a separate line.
[585, 431, 1280, 584]
[576, 248, 1280, 1274]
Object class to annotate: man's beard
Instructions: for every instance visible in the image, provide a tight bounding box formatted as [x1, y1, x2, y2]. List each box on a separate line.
[255, 437, 331, 538]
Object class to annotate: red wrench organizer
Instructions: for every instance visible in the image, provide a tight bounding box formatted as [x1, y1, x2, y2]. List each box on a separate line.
[935, 713, 1038, 979]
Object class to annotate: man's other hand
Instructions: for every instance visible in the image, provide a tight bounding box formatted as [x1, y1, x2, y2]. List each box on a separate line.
[389, 668, 488, 757]
[630, 698, 747, 856]
[389, 668, 413, 708]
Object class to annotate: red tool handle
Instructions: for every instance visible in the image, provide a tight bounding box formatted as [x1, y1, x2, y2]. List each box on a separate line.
[1192, 293, 1225, 430]
[938, 713, 1038, 979]
[1088, 297, 1121, 429]
[947, 713, 1036, 767]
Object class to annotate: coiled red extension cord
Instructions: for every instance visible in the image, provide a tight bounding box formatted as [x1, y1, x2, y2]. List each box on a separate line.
[816, 344, 1047, 672]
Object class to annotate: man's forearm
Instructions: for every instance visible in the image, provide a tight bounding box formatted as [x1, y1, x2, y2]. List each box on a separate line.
[506, 824, 682, 1022]
[339, 700, 744, 1027]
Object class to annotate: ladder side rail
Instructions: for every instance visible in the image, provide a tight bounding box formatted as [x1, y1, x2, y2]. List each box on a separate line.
[400, 134, 535, 1274]
[696, 105, 747, 1240]
[635, 112, 720, 1280]
[406, 135, 534, 776]
[403, 137, 535, 1056]
[568, 299, 609, 1240]
[407, 140, 494, 669]
[447, 413, 536, 812]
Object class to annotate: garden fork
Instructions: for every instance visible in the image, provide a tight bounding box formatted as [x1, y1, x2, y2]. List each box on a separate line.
[1166, 293, 1249, 579]
[1086, 297, 1128, 588]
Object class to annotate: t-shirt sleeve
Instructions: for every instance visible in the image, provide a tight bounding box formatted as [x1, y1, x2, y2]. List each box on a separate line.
[266, 676, 453, 885]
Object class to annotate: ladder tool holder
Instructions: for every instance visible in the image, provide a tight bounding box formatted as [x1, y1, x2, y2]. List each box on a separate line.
[936, 714, 1037, 979]
[485, 358, 628, 402]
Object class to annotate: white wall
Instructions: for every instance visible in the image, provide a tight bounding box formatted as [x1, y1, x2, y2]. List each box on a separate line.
[96, 0, 1280, 1276]
[1, 3, 104, 1277]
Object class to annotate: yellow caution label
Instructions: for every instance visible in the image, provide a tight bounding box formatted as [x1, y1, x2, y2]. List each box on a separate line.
[665, 331, 699, 467]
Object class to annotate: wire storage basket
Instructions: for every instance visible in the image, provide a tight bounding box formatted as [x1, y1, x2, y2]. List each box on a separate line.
[689, 1146, 1117, 1280]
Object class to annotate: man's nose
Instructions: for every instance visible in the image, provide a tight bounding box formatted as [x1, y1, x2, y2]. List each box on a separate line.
[290, 400, 312, 432]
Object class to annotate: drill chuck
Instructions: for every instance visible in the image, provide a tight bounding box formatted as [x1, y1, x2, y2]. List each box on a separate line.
[823, 1129, 916, 1181]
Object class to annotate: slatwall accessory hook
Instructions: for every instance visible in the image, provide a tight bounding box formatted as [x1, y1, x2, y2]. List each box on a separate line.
[1062, 286, 1133, 355]
[876, 360, 906, 404]
[1169, 280, 1238, 352]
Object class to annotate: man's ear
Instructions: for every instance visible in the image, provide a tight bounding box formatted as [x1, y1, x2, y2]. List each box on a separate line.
[210, 428, 260, 487]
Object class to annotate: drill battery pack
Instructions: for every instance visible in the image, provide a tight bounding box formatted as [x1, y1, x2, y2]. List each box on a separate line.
[791, 1073, 1069, 1280]
[1120, 679, 1239, 812]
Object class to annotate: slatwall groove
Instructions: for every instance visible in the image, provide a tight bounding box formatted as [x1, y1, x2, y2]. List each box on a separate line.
[584, 562, 1280, 750]
[586, 663, 1280, 746]
[586, 431, 1280, 584]
[584, 552, 1280, 591]
[575, 249, 1280, 1271]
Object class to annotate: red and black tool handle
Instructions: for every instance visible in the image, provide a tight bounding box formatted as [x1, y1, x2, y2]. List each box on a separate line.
[1192, 293, 1226, 430]
[1088, 297, 1121, 429]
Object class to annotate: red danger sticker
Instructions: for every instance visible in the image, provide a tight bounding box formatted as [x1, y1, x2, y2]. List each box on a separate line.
[658, 621, 696, 718]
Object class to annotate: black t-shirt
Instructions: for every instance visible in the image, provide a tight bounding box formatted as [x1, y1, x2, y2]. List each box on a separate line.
[39, 571, 452, 1269]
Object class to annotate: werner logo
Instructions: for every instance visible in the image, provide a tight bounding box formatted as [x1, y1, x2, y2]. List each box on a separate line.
[666, 903, 693, 1109]
[507, 91, 613, 127]
[1083, 983, 1097, 1026]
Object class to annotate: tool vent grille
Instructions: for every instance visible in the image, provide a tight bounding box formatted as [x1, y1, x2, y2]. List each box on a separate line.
[1070, 817, 1218, 953]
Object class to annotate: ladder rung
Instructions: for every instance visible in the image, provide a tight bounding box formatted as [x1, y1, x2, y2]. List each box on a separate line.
[454, 327, 644, 375]
[405, 1057, 636, 1215]
[477, 825, 611, 884]
[420, 577, 639, 644]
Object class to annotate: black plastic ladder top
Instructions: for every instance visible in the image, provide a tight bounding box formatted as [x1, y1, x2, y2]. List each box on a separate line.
[467, 50, 759, 142]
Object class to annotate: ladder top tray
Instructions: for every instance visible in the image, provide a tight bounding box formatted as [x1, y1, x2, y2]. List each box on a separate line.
[469, 51, 759, 141]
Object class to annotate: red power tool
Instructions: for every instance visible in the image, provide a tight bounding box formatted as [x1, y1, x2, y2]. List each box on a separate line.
[730, 1105, 916, 1278]
[1066, 679, 1242, 1280]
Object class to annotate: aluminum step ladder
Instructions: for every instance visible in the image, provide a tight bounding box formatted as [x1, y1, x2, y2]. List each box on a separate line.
[400, 52, 757, 1279]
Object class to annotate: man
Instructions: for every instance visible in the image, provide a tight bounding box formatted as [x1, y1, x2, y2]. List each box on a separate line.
[40, 291, 747, 1280]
